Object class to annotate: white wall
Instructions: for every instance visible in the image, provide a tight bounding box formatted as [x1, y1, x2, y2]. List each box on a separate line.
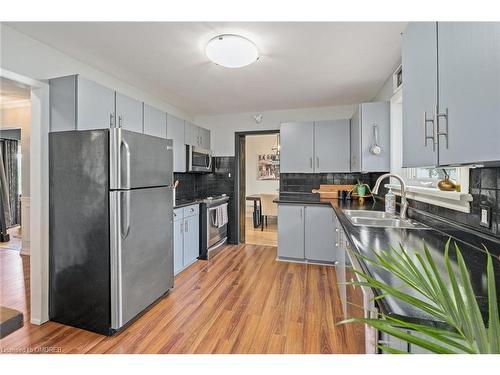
[0, 24, 193, 121]
[1, 102, 31, 196]
[245, 134, 279, 198]
[195, 104, 357, 156]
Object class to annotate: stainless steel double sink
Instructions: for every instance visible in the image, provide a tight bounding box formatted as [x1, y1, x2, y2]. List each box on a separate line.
[343, 210, 428, 229]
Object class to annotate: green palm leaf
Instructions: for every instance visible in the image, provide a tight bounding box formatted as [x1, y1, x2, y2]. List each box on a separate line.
[339, 241, 500, 354]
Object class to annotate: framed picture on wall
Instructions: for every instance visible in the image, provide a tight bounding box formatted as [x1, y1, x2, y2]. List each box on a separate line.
[258, 154, 279, 180]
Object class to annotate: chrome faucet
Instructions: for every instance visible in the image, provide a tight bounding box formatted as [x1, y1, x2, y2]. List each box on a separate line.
[372, 173, 409, 220]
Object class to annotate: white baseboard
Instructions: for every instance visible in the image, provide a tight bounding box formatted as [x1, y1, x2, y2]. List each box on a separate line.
[20, 196, 30, 255]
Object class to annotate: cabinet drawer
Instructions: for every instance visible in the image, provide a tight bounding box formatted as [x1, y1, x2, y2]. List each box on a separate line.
[173, 208, 183, 222]
[183, 204, 199, 218]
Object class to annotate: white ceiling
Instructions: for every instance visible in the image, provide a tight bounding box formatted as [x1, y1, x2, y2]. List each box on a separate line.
[7, 22, 406, 116]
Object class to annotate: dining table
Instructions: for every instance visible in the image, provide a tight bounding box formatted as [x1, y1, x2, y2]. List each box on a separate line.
[245, 194, 262, 228]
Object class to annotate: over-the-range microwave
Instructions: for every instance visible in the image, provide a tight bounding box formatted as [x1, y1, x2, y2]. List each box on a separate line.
[187, 145, 213, 173]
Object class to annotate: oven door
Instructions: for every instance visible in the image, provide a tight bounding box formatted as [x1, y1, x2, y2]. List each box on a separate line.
[207, 206, 228, 248]
[188, 145, 213, 172]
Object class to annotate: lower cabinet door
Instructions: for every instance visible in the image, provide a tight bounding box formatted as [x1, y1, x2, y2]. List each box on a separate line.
[183, 215, 199, 267]
[173, 220, 183, 275]
[304, 205, 338, 262]
[277, 205, 305, 259]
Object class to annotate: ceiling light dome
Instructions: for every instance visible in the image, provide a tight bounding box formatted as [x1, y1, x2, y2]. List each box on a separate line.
[205, 34, 259, 68]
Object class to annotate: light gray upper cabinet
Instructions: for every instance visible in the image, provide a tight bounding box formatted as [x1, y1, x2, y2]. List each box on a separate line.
[277, 204, 305, 259]
[167, 114, 186, 172]
[280, 122, 315, 173]
[49, 75, 115, 132]
[403, 22, 500, 167]
[143, 103, 167, 138]
[437, 22, 500, 165]
[304, 205, 338, 263]
[350, 102, 390, 173]
[315, 120, 351, 173]
[185, 122, 211, 149]
[115, 92, 143, 133]
[199, 127, 211, 149]
[402, 22, 438, 167]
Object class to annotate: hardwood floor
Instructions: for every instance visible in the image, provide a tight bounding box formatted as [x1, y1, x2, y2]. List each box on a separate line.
[0, 244, 364, 354]
[244, 207, 277, 247]
[0, 227, 23, 252]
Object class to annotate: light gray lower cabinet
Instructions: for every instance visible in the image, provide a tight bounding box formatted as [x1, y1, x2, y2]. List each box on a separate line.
[277, 204, 305, 259]
[173, 210, 184, 275]
[115, 92, 143, 133]
[304, 205, 339, 262]
[277, 204, 340, 263]
[314, 120, 351, 173]
[173, 204, 199, 275]
[402, 22, 438, 167]
[437, 22, 500, 165]
[280, 122, 315, 173]
[350, 102, 390, 172]
[143, 103, 167, 138]
[167, 114, 186, 172]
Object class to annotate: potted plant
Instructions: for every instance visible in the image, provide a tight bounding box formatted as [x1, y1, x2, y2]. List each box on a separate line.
[340, 241, 500, 354]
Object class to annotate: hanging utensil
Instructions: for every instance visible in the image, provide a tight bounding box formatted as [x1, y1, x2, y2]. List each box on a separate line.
[370, 124, 382, 155]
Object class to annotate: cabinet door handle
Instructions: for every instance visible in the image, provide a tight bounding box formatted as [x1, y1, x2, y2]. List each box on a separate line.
[185, 220, 188, 232]
[299, 209, 303, 221]
[180, 222, 183, 233]
[434, 106, 449, 149]
[423, 111, 435, 150]
[309, 157, 313, 169]
[316, 156, 320, 169]
[118, 115, 123, 128]
[110, 113, 115, 127]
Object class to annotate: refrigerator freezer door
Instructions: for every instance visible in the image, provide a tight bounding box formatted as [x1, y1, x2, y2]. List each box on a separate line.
[110, 128, 173, 190]
[110, 186, 174, 329]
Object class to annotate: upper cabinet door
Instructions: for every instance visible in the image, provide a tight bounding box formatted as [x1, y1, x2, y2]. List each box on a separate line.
[115, 92, 143, 133]
[77, 76, 115, 130]
[280, 122, 314, 173]
[314, 120, 350, 172]
[402, 22, 438, 167]
[167, 114, 186, 172]
[199, 127, 211, 149]
[143, 104, 167, 138]
[350, 108, 361, 172]
[184, 122, 198, 146]
[437, 22, 500, 165]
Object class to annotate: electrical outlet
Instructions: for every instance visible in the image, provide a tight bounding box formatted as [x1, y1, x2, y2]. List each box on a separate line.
[480, 205, 491, 228]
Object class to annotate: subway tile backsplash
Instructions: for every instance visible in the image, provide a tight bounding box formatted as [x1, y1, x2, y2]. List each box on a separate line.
[280, 172, 386, 193]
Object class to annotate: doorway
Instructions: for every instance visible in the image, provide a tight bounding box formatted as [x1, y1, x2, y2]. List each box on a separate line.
[234, 130, 280, 247]
[0, 77, 31, 254]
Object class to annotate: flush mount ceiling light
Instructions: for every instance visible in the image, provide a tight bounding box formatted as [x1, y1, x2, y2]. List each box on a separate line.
[205, 34, 259, 68]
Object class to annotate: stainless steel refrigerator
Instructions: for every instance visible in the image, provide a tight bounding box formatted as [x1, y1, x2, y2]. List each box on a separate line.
[49, 128, 174, 335]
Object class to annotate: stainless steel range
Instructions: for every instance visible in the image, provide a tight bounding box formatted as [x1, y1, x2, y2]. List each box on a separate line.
[199, 194, 229, 259]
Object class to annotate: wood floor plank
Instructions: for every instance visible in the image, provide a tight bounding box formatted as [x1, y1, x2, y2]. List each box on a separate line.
[0, 244, 365, 354]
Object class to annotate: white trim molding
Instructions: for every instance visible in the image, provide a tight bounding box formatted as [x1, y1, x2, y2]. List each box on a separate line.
[20, 196, 30, 255]
[386, 183, 473, 213]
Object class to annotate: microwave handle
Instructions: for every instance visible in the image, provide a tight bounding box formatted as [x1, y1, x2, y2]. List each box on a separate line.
[208, 153, 213, 170]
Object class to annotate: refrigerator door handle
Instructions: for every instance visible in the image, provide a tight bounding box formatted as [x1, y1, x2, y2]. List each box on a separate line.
[121, 138, 131, 189]
[121, 191, 131, 239]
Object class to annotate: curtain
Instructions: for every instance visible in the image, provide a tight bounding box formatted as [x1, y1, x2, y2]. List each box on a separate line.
[0, 139, 20, 227]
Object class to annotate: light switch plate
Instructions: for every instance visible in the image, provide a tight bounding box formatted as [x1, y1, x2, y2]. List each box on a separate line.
[480, 205, 491, 228]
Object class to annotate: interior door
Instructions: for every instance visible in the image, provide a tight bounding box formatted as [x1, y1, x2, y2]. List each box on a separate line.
[402, 22, 438, 167]
[314, 120, 350, 172]
[110, 186, 173, 329]
[110, 129, 173, 189]
[437, 22, 500, 165]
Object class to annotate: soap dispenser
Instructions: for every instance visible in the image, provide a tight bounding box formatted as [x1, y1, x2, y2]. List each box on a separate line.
[385, 188, 396, 214]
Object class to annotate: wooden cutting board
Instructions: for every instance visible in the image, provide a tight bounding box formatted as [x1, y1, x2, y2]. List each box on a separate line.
[311, 184, 355, 199]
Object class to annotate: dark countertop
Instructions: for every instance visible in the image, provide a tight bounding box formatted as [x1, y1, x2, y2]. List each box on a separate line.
[276, 192, 500, 327]
[174, 199, 202, 209]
